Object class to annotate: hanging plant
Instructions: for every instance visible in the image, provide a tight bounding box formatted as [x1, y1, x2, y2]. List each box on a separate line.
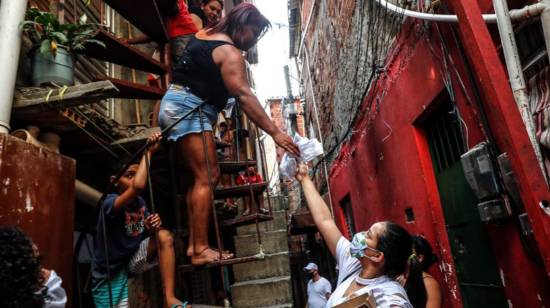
[20, 8, 105, 58]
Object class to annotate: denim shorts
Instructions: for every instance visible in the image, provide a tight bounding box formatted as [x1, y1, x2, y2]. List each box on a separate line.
[158, 84, 219, 142]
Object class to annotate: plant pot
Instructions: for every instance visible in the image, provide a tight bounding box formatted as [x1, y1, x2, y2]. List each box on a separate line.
[31, 45, 76, 86]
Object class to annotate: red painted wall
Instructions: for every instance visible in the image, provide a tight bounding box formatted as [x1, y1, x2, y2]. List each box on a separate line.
[327, 16, 550, 308]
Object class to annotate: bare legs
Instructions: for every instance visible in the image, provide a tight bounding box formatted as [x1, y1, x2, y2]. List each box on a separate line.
[176, 132, 234, 265]
[243, 195, 265, 214]
[147, 230, 183, 307]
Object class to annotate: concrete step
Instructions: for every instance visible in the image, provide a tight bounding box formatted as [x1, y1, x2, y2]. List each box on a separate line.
[231, 276, 292, 308]
[234, 230, 288, 257]
[233, 252, 291, 282]
[237, 210, 287, 236]
[268, 196, 289, 212]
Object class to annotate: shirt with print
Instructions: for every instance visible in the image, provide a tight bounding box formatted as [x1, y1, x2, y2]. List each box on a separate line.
[92, 194, 151, 277]
[236, 171, 263, 185]
[307, 277, 332, 308]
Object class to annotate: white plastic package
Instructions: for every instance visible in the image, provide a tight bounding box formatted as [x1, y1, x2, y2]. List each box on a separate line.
[279, 134, 324, 179]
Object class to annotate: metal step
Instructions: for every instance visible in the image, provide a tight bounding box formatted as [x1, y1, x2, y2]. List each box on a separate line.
[179, 255, 263, 273]
[218, 160, 256, 174]
[95, 76, 166, 100]
[81, 28, 168, 74]
[214, 182, 268, 199]
[216, 140, 231, 149]
[218, 213, 273, 229]
[102, 0, 168, 44]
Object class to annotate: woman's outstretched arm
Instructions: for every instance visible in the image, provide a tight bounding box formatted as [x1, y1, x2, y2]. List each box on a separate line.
[296, 163, 342, 258]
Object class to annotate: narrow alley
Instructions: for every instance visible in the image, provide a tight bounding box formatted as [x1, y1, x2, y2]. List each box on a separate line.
[1, 0, 550, 308]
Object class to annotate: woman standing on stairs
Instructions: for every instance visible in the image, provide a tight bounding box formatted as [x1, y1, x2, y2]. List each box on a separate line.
[158, 3, 300, 266]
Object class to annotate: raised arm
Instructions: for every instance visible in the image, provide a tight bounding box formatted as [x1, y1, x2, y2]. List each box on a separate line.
[295, 163, 342, 258]
[111, 133, 162, 213]
[215, 46, 300, 156]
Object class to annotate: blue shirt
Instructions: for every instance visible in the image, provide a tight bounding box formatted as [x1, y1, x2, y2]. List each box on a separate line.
[92, 194, 151, 277]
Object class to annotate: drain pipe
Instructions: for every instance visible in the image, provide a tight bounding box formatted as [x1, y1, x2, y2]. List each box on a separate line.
[0, 0, 28, 134]
[493, 0, 548, 184]
[75, 180, 102, 208]
[374, 0, 545, 23]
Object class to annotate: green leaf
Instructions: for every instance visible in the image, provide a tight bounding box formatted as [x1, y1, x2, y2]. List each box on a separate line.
[85, 39, 106, 48]
[40, 39, 52, 56]
[52, 32, 68, 44]
[85, 0, 91, 6]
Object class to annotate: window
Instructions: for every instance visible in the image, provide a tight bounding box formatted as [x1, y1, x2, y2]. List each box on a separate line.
[340, 195, 356, 240]
[516, 21, 549, 81]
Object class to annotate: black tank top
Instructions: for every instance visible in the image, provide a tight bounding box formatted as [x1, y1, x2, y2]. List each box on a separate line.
[172, 37, 234, 110]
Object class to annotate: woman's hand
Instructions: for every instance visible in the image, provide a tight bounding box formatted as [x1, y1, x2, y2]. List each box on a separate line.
[295, 163, 310, 182]
[273, 132, 301, 157]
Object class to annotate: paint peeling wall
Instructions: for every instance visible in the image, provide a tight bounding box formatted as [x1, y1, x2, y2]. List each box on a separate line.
[297, 0, 550, 307]
[0, 135, 76, 307]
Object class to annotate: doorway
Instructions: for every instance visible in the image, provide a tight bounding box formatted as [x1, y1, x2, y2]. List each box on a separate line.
[424, 101, 508, 307]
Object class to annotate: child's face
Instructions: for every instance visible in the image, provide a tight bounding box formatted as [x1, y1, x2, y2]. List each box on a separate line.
[111, 164, 139, 193]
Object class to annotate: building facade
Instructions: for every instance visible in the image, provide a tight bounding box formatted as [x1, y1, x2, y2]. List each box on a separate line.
[290, 0, 550, 307]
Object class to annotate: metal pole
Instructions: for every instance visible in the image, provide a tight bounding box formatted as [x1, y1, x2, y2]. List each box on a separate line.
[284, 65, 299, 137]
[0, 0, 28, 134]
[493, 0, 548, 184]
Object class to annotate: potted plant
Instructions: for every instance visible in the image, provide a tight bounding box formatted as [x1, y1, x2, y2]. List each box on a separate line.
[21, 8, 106, 86]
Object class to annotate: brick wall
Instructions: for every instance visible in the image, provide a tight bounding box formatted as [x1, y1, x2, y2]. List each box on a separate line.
[297, 0, 401, 192]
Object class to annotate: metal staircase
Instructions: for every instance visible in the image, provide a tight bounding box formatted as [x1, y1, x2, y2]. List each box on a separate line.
[73, 1, 277, 307]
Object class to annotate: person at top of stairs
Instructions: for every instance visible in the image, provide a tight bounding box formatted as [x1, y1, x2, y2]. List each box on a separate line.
[236, 164, 268, 216]
[158, 3, 300, 266]
[189, 0, 225, 31]
[92, 132, 189, 308]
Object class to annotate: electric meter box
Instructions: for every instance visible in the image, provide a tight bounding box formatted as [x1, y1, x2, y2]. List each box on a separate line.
[478, 199, 512, 222]
[460, 142, 500, 199]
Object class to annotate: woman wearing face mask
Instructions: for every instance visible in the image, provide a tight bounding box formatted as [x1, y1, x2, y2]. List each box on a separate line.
[159, 3, 300, 265]
[398, 235, 443, 308]
[190, 0, 224, 30]
[295, 164, 427, 308]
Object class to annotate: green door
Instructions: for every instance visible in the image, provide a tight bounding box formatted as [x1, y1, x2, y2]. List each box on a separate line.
[425, 103, 508, 308]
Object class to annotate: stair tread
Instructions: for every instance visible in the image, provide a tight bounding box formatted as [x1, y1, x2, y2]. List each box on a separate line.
[218, 213, 273, 229]
[179, 255, 263, 273]
[215, 140, 232, 149]
[219, 160, 256, 174]
[214, 182, 268, 199]
[96, 76, 166, 100]
[81, 28, 168, 74]
[102, 0, 168, 44]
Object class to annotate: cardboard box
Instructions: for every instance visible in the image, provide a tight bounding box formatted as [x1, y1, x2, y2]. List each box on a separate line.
[333, 292, 377, 308]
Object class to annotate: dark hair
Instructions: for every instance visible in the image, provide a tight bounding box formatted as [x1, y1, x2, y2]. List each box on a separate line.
[220, 122, 228, 128]
[0, 227, 45, 308]
[376, 222, 427, 308]
[412, 235, 439, 271]
[201, 0, 224, 9]
[111, 155, 139, 176]
[207, 3, 271, 41]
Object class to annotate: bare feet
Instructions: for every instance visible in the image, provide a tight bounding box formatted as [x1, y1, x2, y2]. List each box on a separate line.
[191, 247, 234, 265]
[186, 245, 230, 257]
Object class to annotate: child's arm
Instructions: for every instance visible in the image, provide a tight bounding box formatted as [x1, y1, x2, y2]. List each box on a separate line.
[112, 132, 163, 213]
[144, 213, 162, 233]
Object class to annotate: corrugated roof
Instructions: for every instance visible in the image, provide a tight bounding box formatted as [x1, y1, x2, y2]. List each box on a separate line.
[288, 0, 299, 58]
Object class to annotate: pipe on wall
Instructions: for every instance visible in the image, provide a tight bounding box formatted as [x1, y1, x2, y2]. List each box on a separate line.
[493, 0, 548, 184]
[375, 0, 545, 23]
[75, 179, 102, 208]
[0, 0, 29, 134]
